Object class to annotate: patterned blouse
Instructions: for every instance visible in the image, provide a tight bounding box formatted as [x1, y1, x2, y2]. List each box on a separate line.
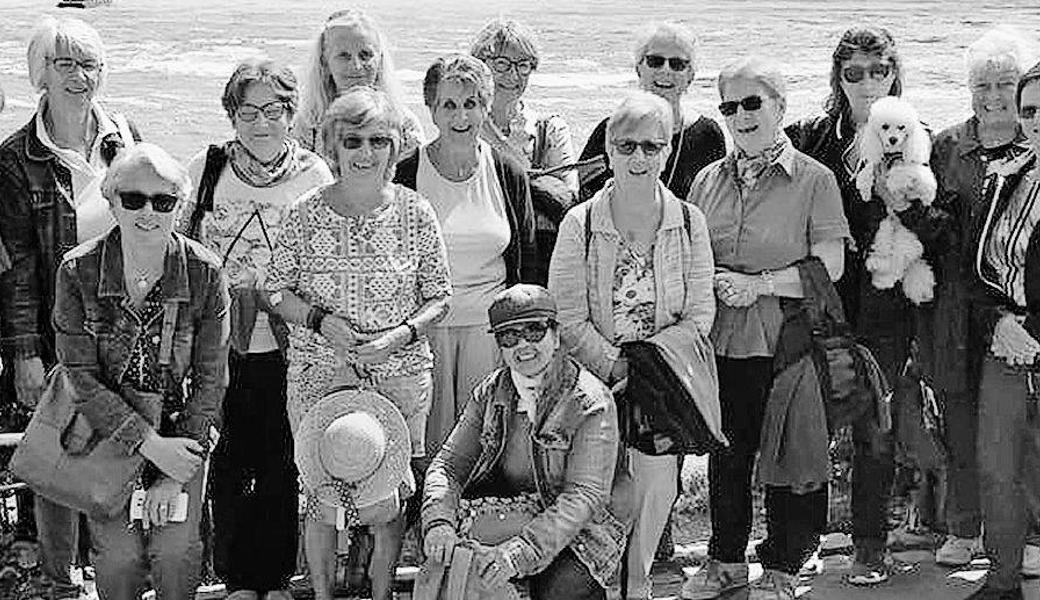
[265, 184, 452, 380]
[120, 282, 167, 394]
[612, 244, 657, 344]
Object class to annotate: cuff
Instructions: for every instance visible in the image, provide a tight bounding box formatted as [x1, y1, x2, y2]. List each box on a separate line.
[501, 535, 537, 577]
[111, 412, 154, 456]
[0, 334, 42, 359]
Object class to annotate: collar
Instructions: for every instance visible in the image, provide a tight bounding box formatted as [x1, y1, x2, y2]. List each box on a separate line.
[587, 180, 687, 235]
[723, 134, 796, 178]
[98, 228, 191, 301]
[511, 100, 538, 140]
[494, 351, 578, 421]
[957, 116, 1029, 158]
[30, 96, 116, 165]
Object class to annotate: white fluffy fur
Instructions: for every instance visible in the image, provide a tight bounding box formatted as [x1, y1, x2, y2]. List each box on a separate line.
[856, 97, 938, 304]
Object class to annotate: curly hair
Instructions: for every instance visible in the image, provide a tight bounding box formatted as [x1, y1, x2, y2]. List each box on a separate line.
[221, 57, 299, 123]
[422, 54, 494, 110]
[824, 26, 902, 119]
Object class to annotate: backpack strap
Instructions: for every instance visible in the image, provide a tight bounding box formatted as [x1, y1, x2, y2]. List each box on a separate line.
[584, 202, 593, 261]
[532, 116, 551, 170]
[186, 144, 228, 240]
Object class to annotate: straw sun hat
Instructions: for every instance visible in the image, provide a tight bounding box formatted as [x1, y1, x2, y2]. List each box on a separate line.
[295, 388, 413, 511]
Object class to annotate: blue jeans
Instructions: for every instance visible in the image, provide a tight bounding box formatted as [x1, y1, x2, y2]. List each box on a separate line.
[90, 469, 205, 600]
[977, 356, 1040, 591]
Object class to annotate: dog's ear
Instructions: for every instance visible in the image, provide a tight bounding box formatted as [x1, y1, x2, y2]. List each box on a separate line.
[904, 122, 932, 163]
[858, 121, 885, 164]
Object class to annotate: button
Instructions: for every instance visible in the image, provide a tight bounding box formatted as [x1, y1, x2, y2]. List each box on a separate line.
[577, 543, 586, 551]
[151, 335, 160, 344]
[498, 513, 506, 521]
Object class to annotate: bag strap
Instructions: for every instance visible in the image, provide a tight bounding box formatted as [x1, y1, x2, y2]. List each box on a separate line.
[446, 545, 474, 600]
[113, 113, 136, 149]
[186, 144, 228, 239]
[532, 116, 551, 170]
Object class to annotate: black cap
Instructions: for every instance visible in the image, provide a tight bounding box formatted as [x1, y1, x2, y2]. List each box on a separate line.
[487, 284, 557, 332]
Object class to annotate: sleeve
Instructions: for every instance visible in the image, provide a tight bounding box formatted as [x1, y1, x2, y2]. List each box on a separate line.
[0, 164, 43, 358]
[0, 232, 10, 277]
[548, 206, 620, 381]
[176, 265, 230, 446]
[701, 118, 727, 167]
[53, 257, 152, 455]
[577, 119, 610, 201]
[263, 202, 304, 294]
[401, 107, 427, 159]
[650, 205, 716, 339]
[543, 115, 579, 193]
[502, 390, 618, 577]
[809, 170, 851, 245]
[412, 193, 452, 302]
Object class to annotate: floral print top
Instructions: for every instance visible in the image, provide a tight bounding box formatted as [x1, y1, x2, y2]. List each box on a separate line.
[612, 243, 657, 344]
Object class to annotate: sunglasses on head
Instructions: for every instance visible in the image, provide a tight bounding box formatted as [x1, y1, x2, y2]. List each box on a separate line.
[611, 139, 668, 156]
[841, 63, 892, 84]
[1021, 105, 1040, 120]
[718, 95, 764, 117]
[118, 191, 179, 213]
[493, 321, 552, 348]
[340, 134, 393, 150]
[643, 54, 690, 72]
[236, 101, 287, 123]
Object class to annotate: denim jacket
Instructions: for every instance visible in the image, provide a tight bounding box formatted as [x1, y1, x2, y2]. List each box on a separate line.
[422, 353, 632, 595]
[52, 229, 229, 454]
[0, 114, 137, 362]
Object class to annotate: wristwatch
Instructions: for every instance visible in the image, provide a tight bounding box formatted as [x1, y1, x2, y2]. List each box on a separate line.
[269, 291, 284, 307]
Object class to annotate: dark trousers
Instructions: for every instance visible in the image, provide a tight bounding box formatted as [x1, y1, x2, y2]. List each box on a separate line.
[530, 548, 605, 600]
[709, 356, 828, 575]
[210, 351, 298, 593]
[944, 389, 981, 538]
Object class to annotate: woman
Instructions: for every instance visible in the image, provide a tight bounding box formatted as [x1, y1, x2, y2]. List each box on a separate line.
[577, 22, 725, 202]
[684, 57, 849, 600]
[52, 143, 228, 599]
[929, 27, 1035, 571]
[0, 16, 139, 598]
[175, 58, 333, 600]
[963, 61, 1040, 600]
[263, 87, 452, 600]
[394, 54, 537, 459]
[422, 284, 630, 600]
[470, 18, 579, 284]
[549, 91, 715, 600]
[293, 8, 424, 160]
[786, 26, 951, 584]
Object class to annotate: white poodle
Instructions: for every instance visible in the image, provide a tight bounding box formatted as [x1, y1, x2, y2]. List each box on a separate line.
[854, 97, 937, 305]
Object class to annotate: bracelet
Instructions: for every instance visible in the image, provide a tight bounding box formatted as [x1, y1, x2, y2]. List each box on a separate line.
[403, 320, 419, 344]
[307, 305, 329, 334]
[760, 270, 776, 297]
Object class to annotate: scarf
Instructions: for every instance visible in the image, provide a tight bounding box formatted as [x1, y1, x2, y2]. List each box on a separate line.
[734, 134, 788, 191]
[227, 138, 314, 188]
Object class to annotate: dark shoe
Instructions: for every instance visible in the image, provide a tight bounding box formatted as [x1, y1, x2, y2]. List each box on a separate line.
[965, 585, 1024, 600]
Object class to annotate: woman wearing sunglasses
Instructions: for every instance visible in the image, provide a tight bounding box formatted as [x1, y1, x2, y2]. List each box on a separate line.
[786, 26, 952, 585]
[51, 142, 229, 600]
[550, 91, 715, 599]
[423, 284, 629, 600]
[264, 87, 451, 600]
[0, 16, 141, 598]
[577, 22, 725, 203]
[394, 54, 537, 461]
[175, 58, 332, 600]
[684, 57, 849, 600]
[293, 8, 424, 161]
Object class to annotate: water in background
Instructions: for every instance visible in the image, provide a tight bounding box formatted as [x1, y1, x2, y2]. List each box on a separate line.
[0, 0, 1038, 162]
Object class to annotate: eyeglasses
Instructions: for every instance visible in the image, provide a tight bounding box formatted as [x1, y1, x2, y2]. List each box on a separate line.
[340, 134, 394, 150]
[718, 95, 765, 117]
[236, 101, 287, 122]
[611, 139, 668, 156]
[486, 56, 536, 76]
[1021, 105, 1040, 120]
[50, 56, 102, 75]
[118, 191, 179, 213]
[643, 54, 690, 72]
[841, 63, 892, 84]
[493, 321, 551, 348]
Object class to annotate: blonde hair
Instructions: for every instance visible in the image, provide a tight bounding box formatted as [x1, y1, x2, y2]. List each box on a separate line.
[27, 16, 106, 93]
[102, 143, 191, 204]
[294, 9, 405, 142]
[633, 21, 697, 72]
[321, 87, 403, 181]
[966, 26, 1037, 83]
[607, 91, 674, 142]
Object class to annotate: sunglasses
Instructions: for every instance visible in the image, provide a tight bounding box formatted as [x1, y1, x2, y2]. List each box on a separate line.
[841, 63, 892, 84]
[487, 56, 536, 76]
[118, 191, 179, 213]
[643, 54, 690, 72]
[1021, 105, 1040, 120]
[493, 321, 551, 348]
[718, 95, 764, 117]
[611, 139, 668, 156]
[340, 134, 394, 150]
[236, 101, 287, 122]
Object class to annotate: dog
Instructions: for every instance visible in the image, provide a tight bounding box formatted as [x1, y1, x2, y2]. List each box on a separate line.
[855, 97, 937, 305]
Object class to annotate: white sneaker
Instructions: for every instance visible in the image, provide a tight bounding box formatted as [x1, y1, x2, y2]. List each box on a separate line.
[1023, 544, 1040, 577]
[936, 535, 982, 567]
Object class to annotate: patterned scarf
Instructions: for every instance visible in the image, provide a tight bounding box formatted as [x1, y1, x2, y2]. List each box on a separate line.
[227, 138, 314, 188]
[734, 134, 789, 191]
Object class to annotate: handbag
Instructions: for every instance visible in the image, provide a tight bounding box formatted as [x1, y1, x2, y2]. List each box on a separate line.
[11, 301, 180, 519]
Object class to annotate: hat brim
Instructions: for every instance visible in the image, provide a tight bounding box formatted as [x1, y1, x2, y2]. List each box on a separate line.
[488, 315, 555, 333]
[295, 388, 411, 509]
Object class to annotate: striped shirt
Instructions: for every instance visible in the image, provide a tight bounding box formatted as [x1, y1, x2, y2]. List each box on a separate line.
[985, 167, 1040, 307]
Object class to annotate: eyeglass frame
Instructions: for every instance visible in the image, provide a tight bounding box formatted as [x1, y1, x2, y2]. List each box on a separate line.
[49, 56, 103, 75]
[117, 191, 180, 213]
[486, 56, 536, 76]
[642, 54, 691, 72]
[493, 320, 554, 348]
[235, 101, 289, 123]
[840, 63, 893, 84]
[718, 95, 765, 117]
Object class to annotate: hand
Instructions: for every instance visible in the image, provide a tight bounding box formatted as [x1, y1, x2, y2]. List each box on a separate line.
[714, 271, 763, 308]
[139, 433, 203, 483]
[424, 523, 459, 565]
[13, 357, 45, 409]
[992, 314, 1040, 366]
[475, 544, 519, 589]
[141, 478, 183, 530]
[319, 315, 359, 354]
[354, 326, 409, 366]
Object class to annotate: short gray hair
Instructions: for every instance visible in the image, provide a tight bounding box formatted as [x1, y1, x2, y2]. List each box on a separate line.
[422, 54, 494, 109]
[27, 16, 106, 93]
[321, 87, 403, 181]
[633, 22, 697, 72]
[102, 143, 191, 205]
[607, 91, 674, 142]
[966, 26, 1037, 83]
[718, 56, 787, 104]
[470, 18, 540, 68]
